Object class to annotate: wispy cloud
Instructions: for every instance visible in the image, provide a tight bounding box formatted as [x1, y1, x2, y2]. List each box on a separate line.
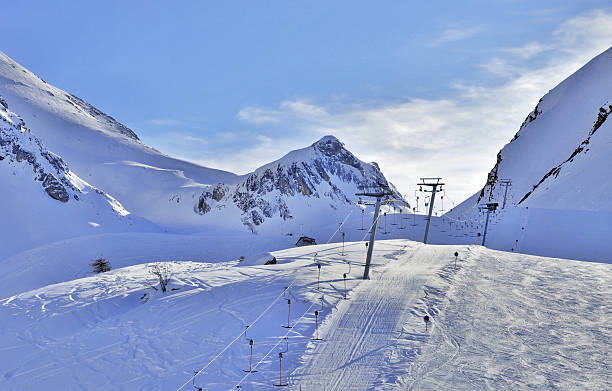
[233, 10, 612, 205]
[237, 107, 283, 124]
[501, 42, 551, 60]
[428, 26, 482, 46]
[148, 119, 185, 126]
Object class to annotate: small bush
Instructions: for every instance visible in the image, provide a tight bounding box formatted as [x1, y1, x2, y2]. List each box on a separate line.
[91, 257, 111, 273]
[150, 263, 171, 292]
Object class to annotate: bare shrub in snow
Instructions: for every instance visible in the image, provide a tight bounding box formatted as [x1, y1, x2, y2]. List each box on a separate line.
[150, 263, 171, 292]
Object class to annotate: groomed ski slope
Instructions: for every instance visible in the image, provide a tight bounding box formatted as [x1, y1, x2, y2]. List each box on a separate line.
[291, 245, 611, 390]
[1, 240, 610, 390]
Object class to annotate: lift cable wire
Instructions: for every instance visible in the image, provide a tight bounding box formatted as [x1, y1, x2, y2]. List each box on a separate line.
[175, 205, 360, 391]
[232, 299, 319, 389]
[175, 281, 298, 391]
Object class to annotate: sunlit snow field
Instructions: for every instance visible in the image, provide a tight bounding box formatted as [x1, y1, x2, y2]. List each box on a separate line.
[1, 239, 609, 390]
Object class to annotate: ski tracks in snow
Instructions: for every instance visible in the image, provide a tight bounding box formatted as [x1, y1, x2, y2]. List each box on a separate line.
[289, 243, 464, 390]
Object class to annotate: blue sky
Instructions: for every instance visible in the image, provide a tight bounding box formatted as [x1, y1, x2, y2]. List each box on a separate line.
[2, 1, 611, 206]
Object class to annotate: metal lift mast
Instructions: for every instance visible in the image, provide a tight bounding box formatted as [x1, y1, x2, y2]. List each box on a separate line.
[418, 178, 444, 244]
[355, 184, 394, 279]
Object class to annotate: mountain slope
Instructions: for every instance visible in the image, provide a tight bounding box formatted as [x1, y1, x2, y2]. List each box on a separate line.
[196, 135, 403, 233]
[0, 97, 156, 258]
[0, 50, 240, 230]
[0, 51, 404, 236]
[446, 46, 612, 261]
[475, 46, 612, 211]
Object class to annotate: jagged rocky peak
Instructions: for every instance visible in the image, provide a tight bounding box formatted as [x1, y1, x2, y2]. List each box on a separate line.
[196, 135, 401, 232]
[312, 135, 364, 171]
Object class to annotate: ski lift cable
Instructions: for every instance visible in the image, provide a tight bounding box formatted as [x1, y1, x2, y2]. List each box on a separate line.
[325, 209, 354, 244]
[359, 212, 382, 242]
[175, 279, 300, 391]
[176, 212, 351, 391]
[232, 299, 318, 389]
[176, 205, 365, 390]
[443, 198, 480, 224]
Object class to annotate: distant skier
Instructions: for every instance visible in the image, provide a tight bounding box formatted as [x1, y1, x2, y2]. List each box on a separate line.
[424, 315, 430, 331]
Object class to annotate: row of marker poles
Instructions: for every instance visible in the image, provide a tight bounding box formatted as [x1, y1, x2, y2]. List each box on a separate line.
[274, 264, 324, 386]
[192, 253, 339, 389]
[242, 247, 376, 387]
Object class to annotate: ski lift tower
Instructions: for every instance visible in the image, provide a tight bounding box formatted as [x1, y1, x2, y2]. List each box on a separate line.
[479, 202, 498, 246]
[355, 183, 394, 279]
[499, 179, 512, 209]
[418, 178, 444, 244]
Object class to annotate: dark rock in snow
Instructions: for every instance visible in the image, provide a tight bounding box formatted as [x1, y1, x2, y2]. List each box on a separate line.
[42, 174, 69, 202]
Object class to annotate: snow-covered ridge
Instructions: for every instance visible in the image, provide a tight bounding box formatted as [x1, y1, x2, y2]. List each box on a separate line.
[196, 135, 403, 232]
[471, 46, 612, 209]
[0, 50, 405, 237]
[443, 46, 612, 262]
[0, 51, 139, 142]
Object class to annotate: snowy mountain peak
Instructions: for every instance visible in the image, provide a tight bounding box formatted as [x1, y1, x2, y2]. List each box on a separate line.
[312, 135, 363, 171]
[196, 135, 403, 233]
[312, 134, 343, 153]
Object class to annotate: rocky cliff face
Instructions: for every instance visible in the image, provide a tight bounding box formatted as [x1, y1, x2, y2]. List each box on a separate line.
[0, 95, 128, 210]
[196, 136, 402, 232]
[1, 96, 76, 202]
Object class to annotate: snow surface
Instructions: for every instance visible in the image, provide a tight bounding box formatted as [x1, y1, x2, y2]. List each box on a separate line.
[1, 240, 610, 390]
